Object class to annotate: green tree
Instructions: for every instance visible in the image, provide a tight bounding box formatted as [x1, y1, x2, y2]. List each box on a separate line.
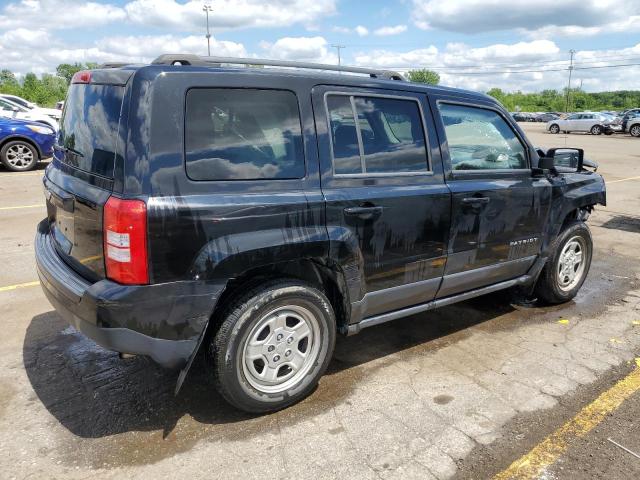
[55, 62, 98, 84]
[407, 69, 440, 85]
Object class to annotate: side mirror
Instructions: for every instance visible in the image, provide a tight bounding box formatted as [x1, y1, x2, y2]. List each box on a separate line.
[545, 148, 584, 172]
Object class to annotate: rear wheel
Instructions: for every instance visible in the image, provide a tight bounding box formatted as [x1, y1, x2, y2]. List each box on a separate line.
[590, 125, 602, 135]
[549, 124, 560, 134]
[210, 279, 336, 413]
[0, 140, 38, 171]
[630, 125, 640, 137]
[534, 221, 592, 304]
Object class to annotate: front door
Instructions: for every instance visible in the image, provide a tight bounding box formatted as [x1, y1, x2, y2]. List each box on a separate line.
[431, 98, 552, 297]
[312, 86, 451, 321]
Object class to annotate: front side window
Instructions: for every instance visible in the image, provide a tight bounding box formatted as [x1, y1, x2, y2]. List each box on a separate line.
[185, 89, 304, 181]
[438, 103, 527, 171]
[327, 94, 428, 175]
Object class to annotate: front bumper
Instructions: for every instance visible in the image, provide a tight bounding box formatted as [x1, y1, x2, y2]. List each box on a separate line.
[35, 219, 223, 369]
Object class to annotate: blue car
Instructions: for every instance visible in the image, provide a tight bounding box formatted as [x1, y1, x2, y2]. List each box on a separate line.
[0, 117, 56, 171]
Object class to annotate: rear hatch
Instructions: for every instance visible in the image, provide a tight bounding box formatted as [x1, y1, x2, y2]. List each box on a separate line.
[44, 75, 127, 281]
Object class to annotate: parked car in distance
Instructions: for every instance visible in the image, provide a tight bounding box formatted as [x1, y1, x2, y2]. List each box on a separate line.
[622, 112, 640, 137]
[537, 113, 560, 123]
[0, 117, 55, 171]
[0, 97, 59, 131]
[511, 112, 536, 122]
[547, 112, 616, 135]
[0, 94, 62, 120]
[36, 55, 606, 413]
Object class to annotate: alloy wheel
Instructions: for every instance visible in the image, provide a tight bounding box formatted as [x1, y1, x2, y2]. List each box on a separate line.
[557, 236, 587, 292]
[5, 143, 34, 169]
[242, 305, 321, 394]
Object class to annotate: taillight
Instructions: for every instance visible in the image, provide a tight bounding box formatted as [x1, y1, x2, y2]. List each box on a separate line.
[71, 70, 91, 84]
[103, 196, 149, 285]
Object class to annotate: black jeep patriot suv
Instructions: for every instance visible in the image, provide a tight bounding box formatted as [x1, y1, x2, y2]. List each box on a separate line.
[36, 54, 606, 412]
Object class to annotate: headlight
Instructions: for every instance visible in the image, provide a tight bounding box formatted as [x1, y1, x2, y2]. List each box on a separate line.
[26, 124, 54, 135]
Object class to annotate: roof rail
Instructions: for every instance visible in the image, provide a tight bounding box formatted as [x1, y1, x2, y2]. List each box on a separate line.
[151, 54, 405, 81]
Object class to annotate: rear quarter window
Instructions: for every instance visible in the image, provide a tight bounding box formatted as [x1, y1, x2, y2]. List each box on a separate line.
[184, 88, 305, 181]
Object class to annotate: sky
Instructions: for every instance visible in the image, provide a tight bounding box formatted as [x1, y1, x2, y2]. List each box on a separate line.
[1, 0, 639, 92]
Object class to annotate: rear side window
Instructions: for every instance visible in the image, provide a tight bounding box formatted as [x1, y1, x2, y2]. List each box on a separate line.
[185, 89, 305, 181]
[327, 94, 428, 175]
[438, 103, 527, 171]
[59, 84, 124, 178]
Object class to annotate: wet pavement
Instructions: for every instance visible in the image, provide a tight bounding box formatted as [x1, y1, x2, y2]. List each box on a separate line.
[1, 124, 640, 479]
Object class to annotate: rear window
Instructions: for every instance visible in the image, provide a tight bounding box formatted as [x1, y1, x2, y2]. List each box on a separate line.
[185, 88, 305, 181]
[59, 84, 124, 178]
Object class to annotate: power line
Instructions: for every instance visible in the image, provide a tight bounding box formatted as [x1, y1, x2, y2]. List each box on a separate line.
[380, 61, 640, 75]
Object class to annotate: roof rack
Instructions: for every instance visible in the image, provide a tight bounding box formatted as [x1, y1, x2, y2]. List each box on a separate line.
[151, 54, 405, 81]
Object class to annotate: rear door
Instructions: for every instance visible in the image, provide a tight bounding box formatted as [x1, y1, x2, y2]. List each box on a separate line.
[431, 97, 552, 297]
[312, 86, 450, 321]
[43, 77, 127, 281]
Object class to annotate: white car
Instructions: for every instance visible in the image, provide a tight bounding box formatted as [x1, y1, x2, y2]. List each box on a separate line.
[0, 97, 59, 131]
[547, 112, 614, 135]
[0, 94, 62, 120]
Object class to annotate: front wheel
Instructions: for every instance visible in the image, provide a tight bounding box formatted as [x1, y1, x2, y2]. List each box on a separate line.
[210, 279, 336, 413]
[534, 221, 593, 304]
[1, 140, 38, 171]
[549, 124, 560, 134]
[590, 125, 602, 135]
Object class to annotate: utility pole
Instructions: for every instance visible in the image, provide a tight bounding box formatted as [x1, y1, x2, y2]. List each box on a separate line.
[331, 44, 346, 67]
[565, 49, 576, 113]
[203, 4, 213, 56]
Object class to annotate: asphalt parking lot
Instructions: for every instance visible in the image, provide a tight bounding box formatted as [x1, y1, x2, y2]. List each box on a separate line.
[1, 123, 639, 480]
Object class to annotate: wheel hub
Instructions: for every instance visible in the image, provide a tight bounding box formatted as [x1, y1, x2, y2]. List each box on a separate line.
[242, 305, 321, 394]
[557, 236, 586, 292]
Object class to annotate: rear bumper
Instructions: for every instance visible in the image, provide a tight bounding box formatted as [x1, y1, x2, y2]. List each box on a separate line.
[35, 219, 224, 369]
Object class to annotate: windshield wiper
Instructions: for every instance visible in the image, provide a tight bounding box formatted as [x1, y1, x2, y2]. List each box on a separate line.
[54, 144, 84, 158]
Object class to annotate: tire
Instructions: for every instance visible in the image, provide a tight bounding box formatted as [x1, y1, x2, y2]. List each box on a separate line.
[630, 124, 640, 137]
[534, 221, 593, 305]
[549, 124, 560, 134]
[210, 279, 336, 413]
[590, 125, 602, 135]
[0, 140, 38, 172]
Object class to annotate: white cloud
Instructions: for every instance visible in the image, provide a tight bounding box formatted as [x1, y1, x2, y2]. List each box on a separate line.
[0, 0, 126, 30]
[410, 0, 638, 34]
[355, 25, 369, 36]
[332, 26, 352, 34]
[0, 30, 246, 75]
[354, 40, 640, 92]
[373, 25, 407, 36]
[124, 0, 336, 31]
[263, 36, 337, 63]
[0, 0, 336, 31]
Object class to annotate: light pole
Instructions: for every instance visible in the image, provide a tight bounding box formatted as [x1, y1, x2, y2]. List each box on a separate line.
[203, 4, 213, 56]
[331, 44, 345, 66]
[565, 49, 576, 113]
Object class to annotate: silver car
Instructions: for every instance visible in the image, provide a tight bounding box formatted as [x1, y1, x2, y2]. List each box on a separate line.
[547, 113, 614, 135]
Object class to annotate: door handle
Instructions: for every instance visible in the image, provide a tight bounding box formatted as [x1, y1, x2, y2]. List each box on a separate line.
[461, 197, 490, 205]
[343, 206, 383, 219]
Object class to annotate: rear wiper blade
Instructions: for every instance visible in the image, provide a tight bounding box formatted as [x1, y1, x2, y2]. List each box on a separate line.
[54, 144, 84, 158]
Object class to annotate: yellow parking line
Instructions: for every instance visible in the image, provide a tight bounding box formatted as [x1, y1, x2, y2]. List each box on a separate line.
[494, 358, 640, 480]
[0, 172, 44, 178]
[0, 281, 40, 293]
[0, 204, 43, 211]
[608, 175, 640, 184]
